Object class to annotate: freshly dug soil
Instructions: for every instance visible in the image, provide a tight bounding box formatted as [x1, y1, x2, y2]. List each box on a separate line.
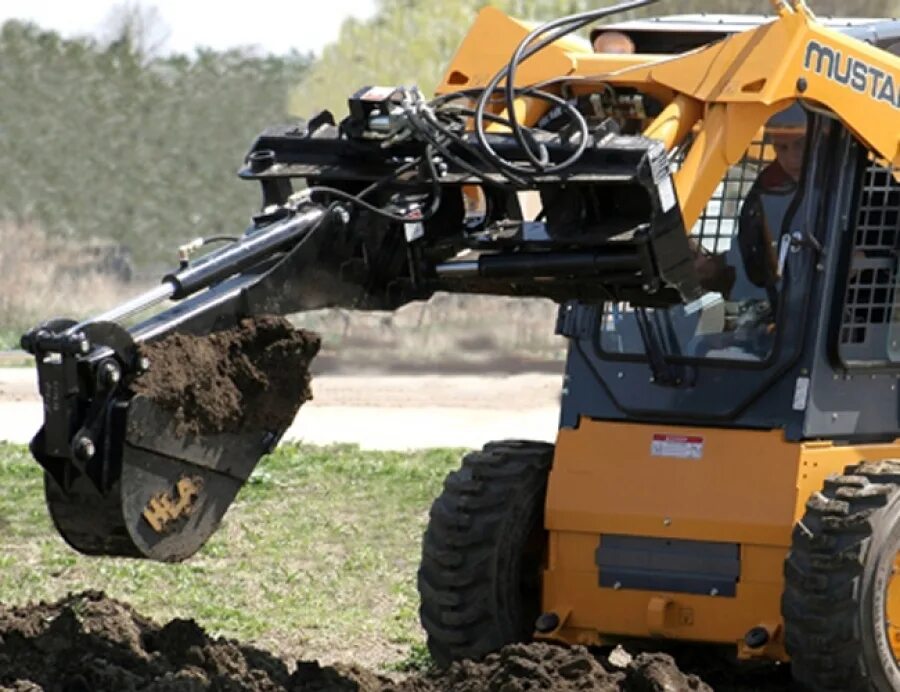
[0, 592, 795, 692]
[412, 642, 711, 692]
[0, 591, 303, 692]
[131, 316, 320, 436]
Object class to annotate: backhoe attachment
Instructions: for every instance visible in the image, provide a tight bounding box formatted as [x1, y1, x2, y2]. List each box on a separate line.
[23, 207, 335, 560]
[22, 84, 699, 560]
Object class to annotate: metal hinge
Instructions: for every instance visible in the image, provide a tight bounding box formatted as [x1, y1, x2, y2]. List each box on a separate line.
[556, 302, 598, 338]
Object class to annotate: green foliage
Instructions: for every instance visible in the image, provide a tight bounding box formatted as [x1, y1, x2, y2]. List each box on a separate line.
[289, 0, 488, 117]
[0, 329, 19, 350]
[389, 642, 435, 673]
[0, 21, 312, 269]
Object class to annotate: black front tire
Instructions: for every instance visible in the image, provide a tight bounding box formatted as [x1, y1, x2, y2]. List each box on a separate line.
[783, 460, 900, 691]
[417, 440, 554, 667]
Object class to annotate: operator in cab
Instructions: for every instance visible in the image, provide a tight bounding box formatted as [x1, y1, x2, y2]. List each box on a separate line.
[737, 104, 807, 295]
[691, 103, 808, 359]
[592, 30, 636, 54]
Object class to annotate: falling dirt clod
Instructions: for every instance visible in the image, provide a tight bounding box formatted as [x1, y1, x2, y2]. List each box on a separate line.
[131, 316, 321, 436]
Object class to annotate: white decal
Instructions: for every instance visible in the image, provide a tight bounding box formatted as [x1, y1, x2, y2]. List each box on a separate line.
[793, 377, 810, 411]
[404, 221, 424, 242]
[657, 177, 677, 213]
[651, 433, 704, 460]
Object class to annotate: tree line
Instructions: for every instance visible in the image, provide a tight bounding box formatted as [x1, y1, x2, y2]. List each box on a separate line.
[0, 20, 311, 268]
[1, 0, 897, 271]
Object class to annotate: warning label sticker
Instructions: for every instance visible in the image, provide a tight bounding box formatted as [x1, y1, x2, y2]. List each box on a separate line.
[650, 433, 704, 460]
[657, 176, 677, 213]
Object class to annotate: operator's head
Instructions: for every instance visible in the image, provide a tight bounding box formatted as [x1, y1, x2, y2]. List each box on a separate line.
[592, 30, 635, 54]
[766, 103, 808, 182]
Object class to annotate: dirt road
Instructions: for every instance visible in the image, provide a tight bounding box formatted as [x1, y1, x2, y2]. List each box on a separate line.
[0, 368, 562, 449]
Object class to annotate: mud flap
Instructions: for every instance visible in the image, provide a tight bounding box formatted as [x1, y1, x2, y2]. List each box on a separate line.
[43, 396, 280, 562]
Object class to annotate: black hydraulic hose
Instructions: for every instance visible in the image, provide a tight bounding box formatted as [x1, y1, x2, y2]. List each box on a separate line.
[502, 0, 661, 167]
[474, 0, 662, 176]
[473, 82, 589, 177]
[304, 148, 443, 223]
[411, 105, 524, 188]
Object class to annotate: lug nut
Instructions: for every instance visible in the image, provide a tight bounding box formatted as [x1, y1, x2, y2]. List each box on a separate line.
[74, 437, 95, 461]
[744, 626, 770, 649]
[333, 205, 351, 225]
[534, 612, 560, 633]
[100, 361, 121, 386]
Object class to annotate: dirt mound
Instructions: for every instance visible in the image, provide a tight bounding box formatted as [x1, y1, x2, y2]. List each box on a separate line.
[412, 642, 712, 692]
[0, 591, 295, 691]
[132, 316, 320, 436]
[0, 592, 767, 692]
[0, 591, 401, 692]
[421, 642, 622, 691]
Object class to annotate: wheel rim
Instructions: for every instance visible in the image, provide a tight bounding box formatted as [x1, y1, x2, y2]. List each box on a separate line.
[886, 550, 900, 661]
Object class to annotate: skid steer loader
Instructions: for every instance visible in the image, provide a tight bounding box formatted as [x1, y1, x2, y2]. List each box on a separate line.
[19, 0, 900, 688]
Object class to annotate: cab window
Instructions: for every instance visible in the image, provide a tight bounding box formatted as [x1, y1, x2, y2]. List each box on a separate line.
[600, 105, 808, 363]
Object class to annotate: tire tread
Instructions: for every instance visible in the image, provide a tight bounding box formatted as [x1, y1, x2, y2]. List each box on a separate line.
[418, 439, 553, 667]
[784, 461, 900, 691]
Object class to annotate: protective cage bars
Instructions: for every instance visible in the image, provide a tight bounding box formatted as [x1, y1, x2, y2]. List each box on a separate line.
[838, 153, 900, 365]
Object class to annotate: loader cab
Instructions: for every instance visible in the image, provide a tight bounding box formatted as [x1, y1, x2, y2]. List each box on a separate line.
[560, 105, 900, 443]
[600, 103, 809, 363]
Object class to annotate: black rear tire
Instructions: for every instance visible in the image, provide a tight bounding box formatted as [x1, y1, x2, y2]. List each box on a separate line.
[417, 440, 554, 667]
[783, 460, 900, 691]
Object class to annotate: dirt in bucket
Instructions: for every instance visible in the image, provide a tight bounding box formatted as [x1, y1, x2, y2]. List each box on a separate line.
[130, 316, 320, 436]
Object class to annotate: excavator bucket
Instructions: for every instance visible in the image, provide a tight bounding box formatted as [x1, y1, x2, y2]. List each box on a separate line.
[31, 317, 319, 562]
[40, 401, 267, 560]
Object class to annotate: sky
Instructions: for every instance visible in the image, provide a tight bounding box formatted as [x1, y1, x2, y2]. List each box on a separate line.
[0, 0, 378, 55]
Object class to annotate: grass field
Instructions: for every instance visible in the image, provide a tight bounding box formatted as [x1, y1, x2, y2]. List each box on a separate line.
[0, 442, 463, 670]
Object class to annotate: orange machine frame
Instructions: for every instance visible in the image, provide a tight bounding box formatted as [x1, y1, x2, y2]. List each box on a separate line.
[541, 422, 900, 658]
[434, 0, 900, 658]
[435, 0, 900, 231]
